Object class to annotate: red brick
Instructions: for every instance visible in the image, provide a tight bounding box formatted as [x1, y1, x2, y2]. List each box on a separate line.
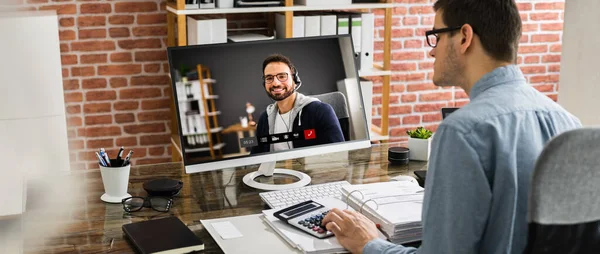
[517, 3, 532, 11]
[402, 16, 418, 26]
[85, 126, 121, 137]
[535, 3, 564, 10]
[60, 43, 69, 53]
[403, 39, 423, 49]
[137, 14, 167, 24]
[115, 113, 135, 123]
[520, 35, 529, 43]
[85, 115, 112, 125]
[520, 13, 529, 22]
[548, 64, 561, 73]
[144, 64, 161, 73]
[86, 90, 117, 101]
[130, 75, 171, 86]
[109, 27, 130, 38]
[392, 73, 426, 82]
[550, 44, 562, 53]
[114, 101, 139, 111]
[80, 54, 107, 64]
[124, 123, 166, 134]
[80, 3, 111, 14]
[61, 55, 77, 65]
[541, 23, 563, 31]
[531, 13, 559, 21]
[62, 68, 69, 78]
[120, 88, 161, 99]
[420, 92, 452, 102]
[140, 134, 171, 145]
[71, 41, 116, 52]
[137, 158, 171, 165]
[98, 64, 142, 75]
[401, 94, 416, 103]
[390, 127, 415, 137]
[524, 56, 540, 64]
[390, 85, 405, 93]
[82, 78, 107, 89]
[421, 16, 434, 26]
[531, 34, 560, 43]
[87, 139, 113, 149]
[402, 115, 420, 125]
[63, 79, 79, 90]
[84, 103, 111, 113]
[522, 23, 538, 33]
[530, 75, 559, 84]
[137, 110, 171, 122]
[134, 51, 167, 62]
[59, 30, 75, 41]
[455, 90, 468, 99]
[110, 77, 128, 88]
[67, 129, 77, 138]
[141, 99, 172, 110]
[148, 147, 165, 156]
[71, 66, 95, 77]
[132, 26, 168, 37]
[389, 28, 413, 37]
[419, 62, 434, 70]
[520, 66, 546, 74]
[109, 15, 134, 25]
[392, 52, 424, 61]
[414, 103, 447, 112]
[59, 17, 74, 27]
[68, 140, 84, 150]
[78, 16, 106, 27]
[542, 55, 561, 63]
[407, 83, 437, 92]
[115, 2, 158, 13]
[110, 52, 132, 62]
[389, 105, 412, 115]
[547, 94, 558, 102]
[39, 4, 76, 14]
[116, 137, 137, 146]
[78, 151, 98, 162]
[118, 39, 162, 49]
[65, 105, 81, 114]
[409, 6, 433, 15]
[533, 84, 555, 93]
[518, 45, 548, 54]
[391, 63, 417, 71]
[78, 29, 106, 39]
[423, 113, 442, 123]
[67, 116, 82, 127]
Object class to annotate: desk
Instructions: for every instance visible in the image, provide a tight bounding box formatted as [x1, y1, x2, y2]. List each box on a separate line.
[20, 143, 426, 253]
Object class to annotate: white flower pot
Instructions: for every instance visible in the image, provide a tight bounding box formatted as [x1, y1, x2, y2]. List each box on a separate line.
[408, 137, 432, 161]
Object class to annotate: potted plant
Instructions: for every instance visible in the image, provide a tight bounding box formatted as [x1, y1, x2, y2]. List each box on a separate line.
[406, 127, 433, 161]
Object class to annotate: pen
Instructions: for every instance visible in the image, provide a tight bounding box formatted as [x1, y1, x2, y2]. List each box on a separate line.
[122, 150, 134, 166]
[116, 146, 125, 161]
[100, 148, 111, 166]
[95, 152, 107, 167]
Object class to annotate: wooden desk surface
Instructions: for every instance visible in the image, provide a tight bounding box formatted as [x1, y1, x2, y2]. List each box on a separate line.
[20, 143, 426, 253]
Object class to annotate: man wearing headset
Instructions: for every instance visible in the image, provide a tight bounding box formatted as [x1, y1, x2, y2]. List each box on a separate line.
[250, 54, 345, 154]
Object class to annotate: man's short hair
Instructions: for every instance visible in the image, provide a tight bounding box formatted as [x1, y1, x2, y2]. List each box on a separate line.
[262, 54, 297, 74]
[433, 0, 522, 63]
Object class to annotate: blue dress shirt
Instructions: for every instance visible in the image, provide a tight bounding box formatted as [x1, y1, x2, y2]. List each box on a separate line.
[363, 65, 581, 254]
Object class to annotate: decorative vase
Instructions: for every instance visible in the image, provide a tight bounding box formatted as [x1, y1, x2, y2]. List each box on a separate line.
[408, 137, 432, 161]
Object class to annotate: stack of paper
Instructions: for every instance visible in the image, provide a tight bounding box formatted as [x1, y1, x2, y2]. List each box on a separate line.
[341, 181, 424, 244]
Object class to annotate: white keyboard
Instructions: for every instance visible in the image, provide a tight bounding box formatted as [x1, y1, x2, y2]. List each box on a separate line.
[259, 181, 351, 209]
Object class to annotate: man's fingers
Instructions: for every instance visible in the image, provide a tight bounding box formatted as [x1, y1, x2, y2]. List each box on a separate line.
[322, 209, 345, 225]
[325, 221, 342, 235]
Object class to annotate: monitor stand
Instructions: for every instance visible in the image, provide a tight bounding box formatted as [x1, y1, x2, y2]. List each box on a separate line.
[242, 161, 311, 191]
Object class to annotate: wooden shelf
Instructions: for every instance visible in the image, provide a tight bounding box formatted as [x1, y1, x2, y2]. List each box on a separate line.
[182, 127, 223, 137]
[185, 143, 226, 153]
[167, 3, 400, 15]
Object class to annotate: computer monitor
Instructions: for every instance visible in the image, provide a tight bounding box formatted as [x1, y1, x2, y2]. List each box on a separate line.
[168, 35, 370, 190]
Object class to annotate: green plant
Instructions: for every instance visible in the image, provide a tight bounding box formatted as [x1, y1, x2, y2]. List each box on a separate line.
[406, 127, 433, 139]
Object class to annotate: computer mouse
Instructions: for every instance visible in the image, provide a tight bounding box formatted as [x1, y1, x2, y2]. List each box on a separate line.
[389, 175, 418, 185]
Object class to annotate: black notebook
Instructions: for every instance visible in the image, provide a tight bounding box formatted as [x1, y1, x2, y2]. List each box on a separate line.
[122, 216, 204, 254]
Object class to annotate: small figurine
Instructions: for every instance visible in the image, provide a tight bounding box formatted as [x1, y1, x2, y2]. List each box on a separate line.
[246, 102, 256, 126]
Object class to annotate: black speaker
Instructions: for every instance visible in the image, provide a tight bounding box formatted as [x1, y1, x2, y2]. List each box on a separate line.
[143, 178, 183, 197]
[388, 147, 410, 165]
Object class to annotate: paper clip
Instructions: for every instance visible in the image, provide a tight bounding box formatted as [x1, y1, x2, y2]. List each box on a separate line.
[345, 190, 364, 210]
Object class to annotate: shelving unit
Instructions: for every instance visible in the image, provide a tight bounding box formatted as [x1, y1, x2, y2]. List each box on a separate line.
[167, 0, 396, 161]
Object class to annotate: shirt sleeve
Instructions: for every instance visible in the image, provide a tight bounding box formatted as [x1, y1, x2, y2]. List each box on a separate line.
[319, 103, 345, 143]
[363, 239, 418, 254]
[419, 125, 492, 254]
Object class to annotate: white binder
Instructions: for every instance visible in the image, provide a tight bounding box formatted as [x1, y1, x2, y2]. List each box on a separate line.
[320, 14, 337, 36]
[360, 13, 375, 72]
[304, 15, 320, 37]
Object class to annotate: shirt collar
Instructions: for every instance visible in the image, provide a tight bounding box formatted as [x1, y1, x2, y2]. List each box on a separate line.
[469, 65, 526, 100]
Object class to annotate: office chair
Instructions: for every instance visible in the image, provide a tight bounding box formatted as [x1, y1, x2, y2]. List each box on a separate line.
[524, 128, 600, 254]
[312, 92, 350, 141]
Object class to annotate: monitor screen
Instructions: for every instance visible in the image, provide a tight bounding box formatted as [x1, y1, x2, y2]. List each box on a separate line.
[168, 35, 370, 173]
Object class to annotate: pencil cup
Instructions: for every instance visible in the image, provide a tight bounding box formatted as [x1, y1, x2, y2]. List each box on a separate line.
[99, 160, 132, 204]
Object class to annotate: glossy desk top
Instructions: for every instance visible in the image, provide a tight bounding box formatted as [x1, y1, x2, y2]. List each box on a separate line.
[20, 143, 426, 253]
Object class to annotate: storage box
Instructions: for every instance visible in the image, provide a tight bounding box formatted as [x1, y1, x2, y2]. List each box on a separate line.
[187, 17, 227, 45]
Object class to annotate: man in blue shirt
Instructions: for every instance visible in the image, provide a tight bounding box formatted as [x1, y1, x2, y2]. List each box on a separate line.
[322, 0, 581, 253]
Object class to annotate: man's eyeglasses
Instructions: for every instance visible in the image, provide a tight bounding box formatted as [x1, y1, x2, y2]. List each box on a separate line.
[122, 196, 173, 212]
[263, 72, 289, 84]
[425, 26, 462, 48]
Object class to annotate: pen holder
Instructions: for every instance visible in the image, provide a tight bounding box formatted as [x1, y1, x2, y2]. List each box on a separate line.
[99, 160, 132, 204]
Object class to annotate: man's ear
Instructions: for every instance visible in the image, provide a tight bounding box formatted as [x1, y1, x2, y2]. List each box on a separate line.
[459, 24, 475, 54]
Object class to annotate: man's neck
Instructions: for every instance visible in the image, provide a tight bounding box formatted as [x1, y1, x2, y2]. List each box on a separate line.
[277, 92, 297, 114]
[462, 59, 512, 95]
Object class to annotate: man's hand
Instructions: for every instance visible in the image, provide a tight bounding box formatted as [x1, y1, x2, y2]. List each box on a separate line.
[321, 208, 379, 254]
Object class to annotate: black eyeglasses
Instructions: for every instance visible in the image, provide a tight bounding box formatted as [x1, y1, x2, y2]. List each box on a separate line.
[122, 196, 173, 213]
[263, 72, 289, 84]
[425, 26, 462, 48]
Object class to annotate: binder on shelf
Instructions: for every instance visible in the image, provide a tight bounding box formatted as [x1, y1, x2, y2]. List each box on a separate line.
[275, 13, 305, 39]
[304, 15, 321, 37]
[349, 13, 362, 67]
[187, 17, 227, 45]
[320, 14, 337, 36]
[336, 14, 350, 35]
[360, 12, 375, 72]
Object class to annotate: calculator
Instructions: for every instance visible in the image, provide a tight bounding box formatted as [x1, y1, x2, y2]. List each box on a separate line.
[273, 200, 333, 239]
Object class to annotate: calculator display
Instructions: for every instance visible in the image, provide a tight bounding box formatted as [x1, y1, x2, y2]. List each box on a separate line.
[283, 203, 317, 217]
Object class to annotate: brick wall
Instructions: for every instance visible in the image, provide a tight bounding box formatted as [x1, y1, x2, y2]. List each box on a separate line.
[14, 0, 564, 169]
